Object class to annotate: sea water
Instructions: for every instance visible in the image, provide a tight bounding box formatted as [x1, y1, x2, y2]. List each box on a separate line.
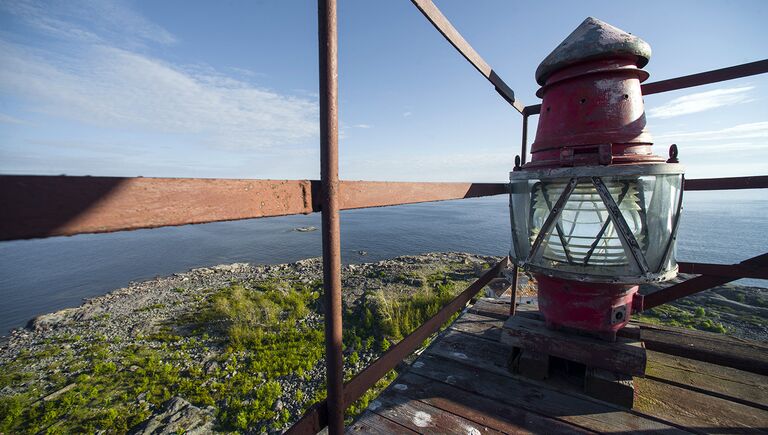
[0, 192, 765, 334]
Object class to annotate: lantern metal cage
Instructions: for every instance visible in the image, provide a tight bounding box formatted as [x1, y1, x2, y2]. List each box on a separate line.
[509, 163, 684, 284]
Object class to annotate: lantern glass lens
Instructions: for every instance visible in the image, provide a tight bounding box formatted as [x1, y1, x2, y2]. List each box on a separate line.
[509, 172, 683, 281]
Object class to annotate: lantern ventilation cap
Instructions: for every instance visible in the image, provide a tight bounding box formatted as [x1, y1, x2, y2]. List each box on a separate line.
[535, 17, 652, 86]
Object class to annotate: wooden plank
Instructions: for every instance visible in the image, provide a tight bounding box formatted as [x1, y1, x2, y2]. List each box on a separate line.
[347, 411, 417, 434]
[637, 323, 768, 375]
[584, 368, 635, 408]
[409, 353, 688, 433]
[370, 385, 505, 435]
[0, 175, 507, 240]
[634, 376, 768, 434]
[501, 315, 647, 376]
[646, 350, 768, 411]
[451, 312, 504, 341]
[467, 298, 511, 320]
[391, 372, 596, 434]
[427, 329, 516, 377]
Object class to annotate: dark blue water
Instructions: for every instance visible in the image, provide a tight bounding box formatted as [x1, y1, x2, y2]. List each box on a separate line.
[1, 194, 766, 334]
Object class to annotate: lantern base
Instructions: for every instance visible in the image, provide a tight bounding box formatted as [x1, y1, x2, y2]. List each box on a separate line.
[536, 274, 638, 341]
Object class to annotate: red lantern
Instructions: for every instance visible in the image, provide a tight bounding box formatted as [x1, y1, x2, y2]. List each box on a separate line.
[509, 17, 684, 340]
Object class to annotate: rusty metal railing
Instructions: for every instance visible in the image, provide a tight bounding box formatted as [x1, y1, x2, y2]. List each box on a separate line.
[0, 1, 767, 434]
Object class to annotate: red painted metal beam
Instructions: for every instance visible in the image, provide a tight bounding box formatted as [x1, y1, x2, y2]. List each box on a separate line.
[684, 175, 768, 191]
[644, 253, 768, 310]
[0, 176, 507, 241]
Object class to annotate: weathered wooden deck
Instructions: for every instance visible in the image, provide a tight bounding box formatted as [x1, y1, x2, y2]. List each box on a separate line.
[348, 298, 768, 434]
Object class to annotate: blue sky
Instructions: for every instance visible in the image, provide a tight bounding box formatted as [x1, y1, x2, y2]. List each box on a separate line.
[0, 0, 766, 182]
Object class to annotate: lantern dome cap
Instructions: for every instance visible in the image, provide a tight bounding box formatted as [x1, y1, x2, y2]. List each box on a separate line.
[535, 17, 651, 86]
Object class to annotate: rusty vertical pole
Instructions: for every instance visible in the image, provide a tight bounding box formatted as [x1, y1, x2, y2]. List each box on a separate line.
[318, 0, 344, 433]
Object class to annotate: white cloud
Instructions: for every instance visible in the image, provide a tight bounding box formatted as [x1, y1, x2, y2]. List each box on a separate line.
[654, 121, 768, 145]
[402, 111, 412, 117]
[1, 0, 177, 47]
[352, 124, 372, 129]
[0, 113, 26, 124]
[647, 86, 754, 119]
[0, 40, 318, 151]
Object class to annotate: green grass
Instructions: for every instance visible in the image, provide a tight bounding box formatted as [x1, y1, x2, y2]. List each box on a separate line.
[636, 304, 728, 334]
[1, 267, 472, 434]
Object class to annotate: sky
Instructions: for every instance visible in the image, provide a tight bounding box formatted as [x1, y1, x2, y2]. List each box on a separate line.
[0, 0, 766, 183]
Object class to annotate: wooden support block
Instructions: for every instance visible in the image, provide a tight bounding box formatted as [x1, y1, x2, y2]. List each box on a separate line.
[501, 315, 646, 376]
[509, 347, 550, 380]
[584, 367, 635, 408]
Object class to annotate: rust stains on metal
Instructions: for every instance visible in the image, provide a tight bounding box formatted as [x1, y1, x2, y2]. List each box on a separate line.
[338, 181, 507, 210]
[317, 0, 344, 432]
[0, 176, 314, 241]
[0, 176, 508, 241]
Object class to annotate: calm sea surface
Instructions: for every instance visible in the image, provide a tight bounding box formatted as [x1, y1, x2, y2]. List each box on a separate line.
[1, 193, 766, 334]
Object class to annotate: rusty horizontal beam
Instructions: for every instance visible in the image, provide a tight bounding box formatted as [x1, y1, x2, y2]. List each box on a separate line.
[684, 175, 768, 191]
[678, 261, 768, 280]
[0, 176, 507, 241]
[641, 59, 768, 96]
[644, 253, 768, 310]
[410, 0, 525, 113]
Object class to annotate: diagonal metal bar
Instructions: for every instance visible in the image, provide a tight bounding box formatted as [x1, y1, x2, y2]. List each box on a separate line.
[410, 0, 525, 113]
[287, 258, 510, 434]
[644, 253, 768, 310]
[526, 178, 578, 264]
[591, 177, 650, 274]
[540, 183, 575, 264]
[583, 181, 631, 265]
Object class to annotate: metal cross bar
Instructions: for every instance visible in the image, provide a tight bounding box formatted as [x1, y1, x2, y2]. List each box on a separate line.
[525, 178, 578, 264]
[591, 177, 650, 275]
[643, 252, 768, 310]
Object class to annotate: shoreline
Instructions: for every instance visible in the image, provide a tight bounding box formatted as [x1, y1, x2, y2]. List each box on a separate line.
[1, 252, 765, 434]
[0, 252, 499, 434]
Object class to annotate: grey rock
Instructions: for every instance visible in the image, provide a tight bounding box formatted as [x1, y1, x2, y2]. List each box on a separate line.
[130, 397, 216, 435]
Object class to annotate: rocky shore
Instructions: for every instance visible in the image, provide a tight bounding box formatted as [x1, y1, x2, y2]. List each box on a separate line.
[0, 252, 498, 434]
[1, 252, 765, 434]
